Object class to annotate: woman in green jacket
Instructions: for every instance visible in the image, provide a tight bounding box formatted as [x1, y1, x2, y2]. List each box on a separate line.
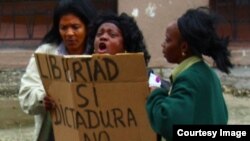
[146, 7, 233, 141]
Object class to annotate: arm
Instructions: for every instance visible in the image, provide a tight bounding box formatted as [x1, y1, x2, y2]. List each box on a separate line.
[18, 44, 57, 115]
[18, 53, 46, 115]
[146, 76, 196, 139]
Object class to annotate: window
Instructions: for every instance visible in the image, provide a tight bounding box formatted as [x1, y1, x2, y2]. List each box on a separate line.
[210, 0, 250, 42]
[0, 0, 117, 48]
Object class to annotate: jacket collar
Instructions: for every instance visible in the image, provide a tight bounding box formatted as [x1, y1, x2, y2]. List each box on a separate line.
[171, 56, 201, 82]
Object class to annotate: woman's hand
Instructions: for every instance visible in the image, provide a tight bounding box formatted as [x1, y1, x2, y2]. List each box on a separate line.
[43, 95, 56, 111]
[149, 86, 158, 93]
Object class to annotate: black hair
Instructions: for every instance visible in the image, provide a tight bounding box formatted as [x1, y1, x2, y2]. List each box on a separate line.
[87, 12, 151, 66]
[41, 0, 96, 47]
[177, 7, 233, 74]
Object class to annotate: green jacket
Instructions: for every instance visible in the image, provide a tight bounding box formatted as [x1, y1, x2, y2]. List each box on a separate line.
[146, 61, 228, 141]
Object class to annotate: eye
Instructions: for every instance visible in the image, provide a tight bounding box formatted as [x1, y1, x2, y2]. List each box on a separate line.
[109, 31, 119, 38]
[96, 31, 103, 37]
[59, 26, 67, 31]
[72, 24, 81, 30]
[165, 35, 171, 42]
[110, 32, 116, 37]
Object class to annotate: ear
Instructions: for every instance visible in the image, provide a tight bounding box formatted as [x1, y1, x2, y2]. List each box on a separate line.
[180, 41, 189, 54]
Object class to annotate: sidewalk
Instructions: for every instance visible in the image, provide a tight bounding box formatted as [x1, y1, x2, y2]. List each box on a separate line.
[0, 49, 33, 70]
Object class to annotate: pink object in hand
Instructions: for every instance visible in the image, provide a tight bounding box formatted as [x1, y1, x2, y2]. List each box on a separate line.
[156, 76, 161, 83]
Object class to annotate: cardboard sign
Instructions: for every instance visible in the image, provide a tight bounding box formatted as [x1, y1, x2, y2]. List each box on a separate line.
[35, 53, 156, 141]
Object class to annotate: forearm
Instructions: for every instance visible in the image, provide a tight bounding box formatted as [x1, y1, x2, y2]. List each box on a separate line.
[18, 55, 46, 115]
[19, 73, 46, 115]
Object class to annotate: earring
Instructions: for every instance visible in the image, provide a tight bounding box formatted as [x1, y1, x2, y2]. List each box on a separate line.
[182, 52, 186, 56]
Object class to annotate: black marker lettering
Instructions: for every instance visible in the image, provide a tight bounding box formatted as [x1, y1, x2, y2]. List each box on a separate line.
[112, 108, 126, 127]
[59, 103, 66, 126]
[93, 60, 107, 81]
[103, 58, 119, 81]
[76, 111, 87, 129]
[81, 58, 93, 81]
[98, 131, 110, 141]
[62, 58, 70, 82]
[83, 131, 110, 141]
[64, 107, 72, 128]
[36, 55, 50, 79]
[127, 108, 137, 127]
[83, 133, 91, 141]
[76, 84, 89, 108]
[54, 104, 62, 125]
[99, 111, 114, 128]
[49, 56, 61, 79]
[72, 60, 87, 82]
[69, 108, 76, 129]
[93, 86, 99, 107]
[85, 109, 100, 129]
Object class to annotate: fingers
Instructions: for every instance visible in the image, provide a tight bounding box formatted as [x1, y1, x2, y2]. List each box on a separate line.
[150, 86, 158, 93]
[43, 95, 56, 111]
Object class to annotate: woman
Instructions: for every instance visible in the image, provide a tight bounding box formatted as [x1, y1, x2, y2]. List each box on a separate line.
[87, 12, 150, 63]
[87, 12, 170, 89]
[146, 7, 233, 141]
[18, 0, 96, 140]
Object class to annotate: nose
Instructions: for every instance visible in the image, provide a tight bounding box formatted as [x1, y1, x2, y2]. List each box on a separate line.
[65, 28, 74, 36]
[161, 42, 165, 48]
[99, 33, 108, 41]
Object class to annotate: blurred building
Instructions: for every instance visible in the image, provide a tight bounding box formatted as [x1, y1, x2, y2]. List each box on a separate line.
[0, 0, 249, 67]
[0, 0, 117, 48]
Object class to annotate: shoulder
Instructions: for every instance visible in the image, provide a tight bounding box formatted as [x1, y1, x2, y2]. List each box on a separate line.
[34, 43, 58, 54]
[176, 61, 219, 85]
[182, 61, 212, 76]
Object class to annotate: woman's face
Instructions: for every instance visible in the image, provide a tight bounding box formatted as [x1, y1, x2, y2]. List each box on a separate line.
[94, 22, 125, 55]
[59, 13, 86, 55]
[161, 21, 184, 64]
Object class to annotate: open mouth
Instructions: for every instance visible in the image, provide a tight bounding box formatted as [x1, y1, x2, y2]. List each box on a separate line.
[97, 43, 107, 53]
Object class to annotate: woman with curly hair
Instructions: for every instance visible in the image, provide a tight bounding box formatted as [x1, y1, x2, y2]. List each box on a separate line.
[86, 12, 150, 64]
[86, 12, 170, 89]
